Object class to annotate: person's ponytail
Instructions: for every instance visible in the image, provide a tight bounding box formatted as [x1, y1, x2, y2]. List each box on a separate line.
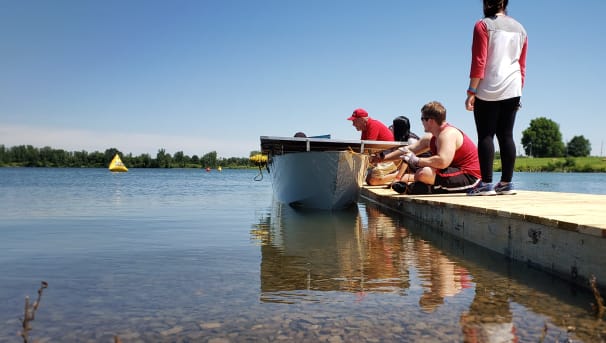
[483, 0, 508, 17]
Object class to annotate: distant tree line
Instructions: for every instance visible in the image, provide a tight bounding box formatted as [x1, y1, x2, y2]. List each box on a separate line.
[0, 145, 261, 168]
[2, 117, 593, 167]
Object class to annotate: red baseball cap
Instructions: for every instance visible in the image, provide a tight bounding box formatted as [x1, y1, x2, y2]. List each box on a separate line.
[347, 108, 368, 120]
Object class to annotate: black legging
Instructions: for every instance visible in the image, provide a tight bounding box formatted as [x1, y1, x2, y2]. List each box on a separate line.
[473, 97, 520, 183]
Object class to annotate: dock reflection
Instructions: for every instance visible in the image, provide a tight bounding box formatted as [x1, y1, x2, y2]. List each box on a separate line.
[253, 201, 470, 308]
[251, 201, 606, 342]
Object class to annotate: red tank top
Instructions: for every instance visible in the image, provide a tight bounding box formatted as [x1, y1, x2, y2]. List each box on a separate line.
[430, 124, 481, 178]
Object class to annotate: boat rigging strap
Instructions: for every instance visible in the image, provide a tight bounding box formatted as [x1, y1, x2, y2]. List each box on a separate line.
[254, 164, 264, 181]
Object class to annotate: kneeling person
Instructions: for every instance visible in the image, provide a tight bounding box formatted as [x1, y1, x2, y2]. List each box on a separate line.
[379, 101, 481, 194]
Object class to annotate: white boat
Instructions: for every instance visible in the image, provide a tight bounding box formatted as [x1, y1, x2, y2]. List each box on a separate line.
[260, 136, 404, 210]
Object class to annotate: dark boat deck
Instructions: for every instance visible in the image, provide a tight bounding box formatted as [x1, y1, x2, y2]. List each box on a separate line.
[260, 136, 406, 155]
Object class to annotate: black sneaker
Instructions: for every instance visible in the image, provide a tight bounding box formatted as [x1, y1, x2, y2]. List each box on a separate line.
[467, 181, 496, 196]
[391, 181, 408, 194]
[494, 181, 517, 195]
[406, 182, 433, 195]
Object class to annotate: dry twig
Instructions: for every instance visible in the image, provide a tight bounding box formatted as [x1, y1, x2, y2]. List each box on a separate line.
[20, 281, 48, 343]
[538, 322, 548, 342]
[590, 275, 605, 318]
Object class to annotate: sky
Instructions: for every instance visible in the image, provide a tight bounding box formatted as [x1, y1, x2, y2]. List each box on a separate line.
[1, 0, 605, 158]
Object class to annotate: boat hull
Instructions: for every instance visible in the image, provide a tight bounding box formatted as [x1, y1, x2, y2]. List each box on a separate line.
[268, 151, 369, 210]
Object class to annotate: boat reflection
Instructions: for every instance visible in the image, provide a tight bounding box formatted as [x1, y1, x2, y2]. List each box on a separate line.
[253, 201, 471, 307]
[256, 202, 369, 302]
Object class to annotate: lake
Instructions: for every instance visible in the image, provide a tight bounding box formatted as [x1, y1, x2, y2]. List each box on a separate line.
[1, 168, 605, 342]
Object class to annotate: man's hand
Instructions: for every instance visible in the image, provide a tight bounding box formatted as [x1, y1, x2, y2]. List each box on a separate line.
[397, 146, 410, 156]
[403, 152, 419, 168]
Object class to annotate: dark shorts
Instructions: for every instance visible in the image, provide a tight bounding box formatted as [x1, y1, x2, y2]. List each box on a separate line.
[433, 167, 480, 193]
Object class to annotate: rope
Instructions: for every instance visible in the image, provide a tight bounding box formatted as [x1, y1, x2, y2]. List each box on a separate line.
[250, 154, 268, 181]
[254, 164, 264, 181]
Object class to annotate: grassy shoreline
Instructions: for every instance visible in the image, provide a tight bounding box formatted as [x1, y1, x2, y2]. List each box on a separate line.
[498, 156, 606, 172]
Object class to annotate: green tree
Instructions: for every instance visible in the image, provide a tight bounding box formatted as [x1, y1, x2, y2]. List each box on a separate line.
[173, 151, 184, 167]
[104, 148, 123, 166]
[191, 154, 200, 165]
[156, 148, 172, 168]
[12, 145, 39, 166]
[521, 117, 566, 157]
[0, 144, 7, 165]
[566, 135, 591, 157]
[88, 151, 106, 167]
[73, 150, 89, 167]
[138, 153, 153, 168]
[201, 151, 217, 168]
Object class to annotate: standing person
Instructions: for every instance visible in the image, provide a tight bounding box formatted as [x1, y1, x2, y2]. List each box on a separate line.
[347, 108, 394, 141]
[465, 0, 528, 196]
[379, 101, 481, 194]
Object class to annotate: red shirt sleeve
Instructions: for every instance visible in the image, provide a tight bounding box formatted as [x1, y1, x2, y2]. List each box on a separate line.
[470, 20, 488, 79]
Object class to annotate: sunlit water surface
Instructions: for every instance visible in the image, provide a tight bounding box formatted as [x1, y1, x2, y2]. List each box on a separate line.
[1, 168, 605, 342]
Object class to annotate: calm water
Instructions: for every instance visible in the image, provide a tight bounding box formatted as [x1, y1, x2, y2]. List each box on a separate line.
[1, 168, 605, 342]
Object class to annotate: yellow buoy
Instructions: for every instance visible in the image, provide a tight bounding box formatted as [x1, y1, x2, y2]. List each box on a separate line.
[249, 154, 268, 166]
[108, 153, 128, 172]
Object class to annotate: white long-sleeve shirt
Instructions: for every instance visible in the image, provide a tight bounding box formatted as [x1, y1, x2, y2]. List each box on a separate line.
[470, 15, 528, 101]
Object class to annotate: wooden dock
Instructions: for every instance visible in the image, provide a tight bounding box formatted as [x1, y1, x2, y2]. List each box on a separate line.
[361, 186, 606, 290]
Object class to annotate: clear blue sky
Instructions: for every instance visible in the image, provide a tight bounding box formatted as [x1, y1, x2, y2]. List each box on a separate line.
[1, 0, 605, 158]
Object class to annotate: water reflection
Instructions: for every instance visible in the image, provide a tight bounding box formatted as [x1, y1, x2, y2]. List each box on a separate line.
[257, 203, 368, 301]
[251, 201, 606, 342]
[255, 202, 472, 308]
[400, 208, 606, 342]
[413, 240, 471, 313]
